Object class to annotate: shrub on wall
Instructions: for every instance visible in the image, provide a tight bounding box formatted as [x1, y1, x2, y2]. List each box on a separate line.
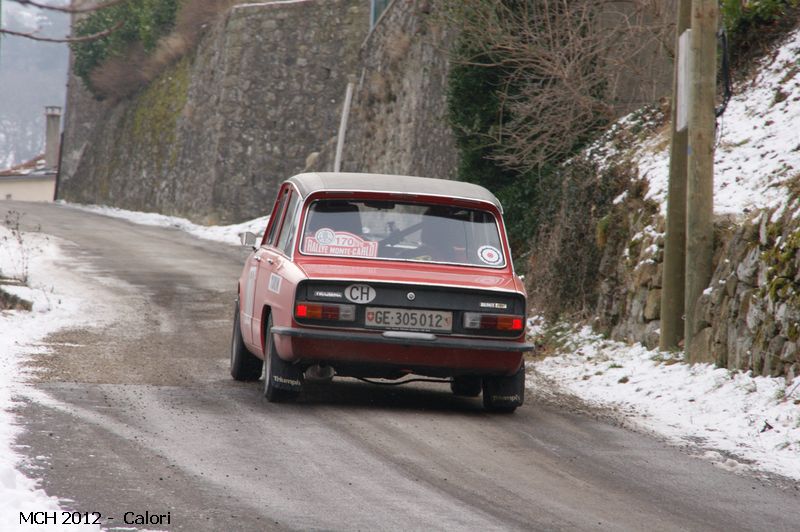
[722, 0, 798, 34]
[525, 158, 634, 320]
[445, 1, 617, 268]
[71, 0, 179, 93]
[447, 42, 536, 257]
[721, 0, 799, 54]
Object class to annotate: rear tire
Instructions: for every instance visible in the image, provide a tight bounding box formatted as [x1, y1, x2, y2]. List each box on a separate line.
[450, 376, 482, 397]
[263, 315, 300, 402]
[230, 299, 263, 381]
[482, 366, 525, 413]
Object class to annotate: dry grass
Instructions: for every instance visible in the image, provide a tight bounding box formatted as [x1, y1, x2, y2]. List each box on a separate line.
[647, 125, 672, 154]
[90, 0, 241, 100]
[368, 72, 391, 104]
[385, 30, 411, 66]
[0, 286, 32, 311]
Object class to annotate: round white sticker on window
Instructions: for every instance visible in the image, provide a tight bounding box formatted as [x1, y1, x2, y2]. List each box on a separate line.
[315, 228, 336, 245]
[478, 245, 503, 265]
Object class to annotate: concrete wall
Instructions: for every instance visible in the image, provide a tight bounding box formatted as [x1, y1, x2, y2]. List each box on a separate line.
[60, 0, 368, 224]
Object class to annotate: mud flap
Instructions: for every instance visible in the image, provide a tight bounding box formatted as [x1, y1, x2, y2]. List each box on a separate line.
[483, 366, 525, 410]
[269, 353, 304, 392]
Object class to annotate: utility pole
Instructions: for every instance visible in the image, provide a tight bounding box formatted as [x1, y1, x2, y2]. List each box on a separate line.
[659, 0, 692, 351]
[684, 0, 717, 362]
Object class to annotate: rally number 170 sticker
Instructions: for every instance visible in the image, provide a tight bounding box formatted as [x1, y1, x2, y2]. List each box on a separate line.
[477, 245, 503, 266]
[303, 228, 378, 258]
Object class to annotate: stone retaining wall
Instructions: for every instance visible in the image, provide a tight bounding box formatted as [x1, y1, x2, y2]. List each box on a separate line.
[60, 0, 368, 223]
[595, 194, 800, 382]
[306, 0, 459, 180]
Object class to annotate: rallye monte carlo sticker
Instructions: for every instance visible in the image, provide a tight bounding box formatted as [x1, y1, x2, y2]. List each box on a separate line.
[477, 245, 503, 266]
[304, 229, 379, 258]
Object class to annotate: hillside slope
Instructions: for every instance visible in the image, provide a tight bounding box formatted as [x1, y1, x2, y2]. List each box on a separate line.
[548, 25, 800, 382]
[608, 27, 800, 215]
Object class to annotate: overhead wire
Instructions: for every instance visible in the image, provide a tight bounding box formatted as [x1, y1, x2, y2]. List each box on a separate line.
[715, 26, 732, 119]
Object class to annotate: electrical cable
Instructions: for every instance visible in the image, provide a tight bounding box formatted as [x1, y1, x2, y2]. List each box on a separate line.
[715, 26, 732, 118]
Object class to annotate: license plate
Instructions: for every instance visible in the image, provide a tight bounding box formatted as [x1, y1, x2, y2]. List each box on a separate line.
[365, 307, 452, 332]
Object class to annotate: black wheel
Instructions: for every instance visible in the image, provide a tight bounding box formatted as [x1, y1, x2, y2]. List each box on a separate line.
[263, 315, 300, 402]
[482, 366, 525, 413]
[450, 376, 482, 397]
[230, 299, 263, 381]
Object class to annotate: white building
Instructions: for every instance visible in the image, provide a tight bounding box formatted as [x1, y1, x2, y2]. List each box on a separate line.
[0, 106, 60, 202]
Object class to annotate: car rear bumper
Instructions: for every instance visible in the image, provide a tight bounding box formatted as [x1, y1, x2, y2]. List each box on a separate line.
[271, 326, 532, 376]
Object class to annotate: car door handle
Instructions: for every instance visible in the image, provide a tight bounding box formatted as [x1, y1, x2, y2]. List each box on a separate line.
[254, 256, 262, 262]
[267, 258, 274, 265]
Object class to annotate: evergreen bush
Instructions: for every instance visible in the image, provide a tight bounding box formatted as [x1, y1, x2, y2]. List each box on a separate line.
[447, 41, 540, 262]
[71, 0, 179, 93]
[721, 0, 799, 44]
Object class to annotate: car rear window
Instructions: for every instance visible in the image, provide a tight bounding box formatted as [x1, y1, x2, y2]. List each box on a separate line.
[300, 199, 507, 268]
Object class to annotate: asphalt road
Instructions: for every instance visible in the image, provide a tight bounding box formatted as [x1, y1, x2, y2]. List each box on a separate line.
[5, 201, 800, 531]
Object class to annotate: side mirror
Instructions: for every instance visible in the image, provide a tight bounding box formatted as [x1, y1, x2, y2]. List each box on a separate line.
[240, 231, 258, 249]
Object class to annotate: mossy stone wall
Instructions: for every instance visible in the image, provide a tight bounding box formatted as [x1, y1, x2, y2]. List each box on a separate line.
[306, 0, 459, 181]
[60, 0, 368, 224]
[594, 194, 800, 382]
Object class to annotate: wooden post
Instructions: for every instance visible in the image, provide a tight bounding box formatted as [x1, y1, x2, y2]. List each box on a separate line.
[684, 0, 717, 362]
[659, 0, 692, 351]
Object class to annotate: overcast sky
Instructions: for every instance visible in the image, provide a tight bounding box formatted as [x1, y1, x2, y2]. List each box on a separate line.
[2, 0, 71, 33]
[0, 0, 70, 167]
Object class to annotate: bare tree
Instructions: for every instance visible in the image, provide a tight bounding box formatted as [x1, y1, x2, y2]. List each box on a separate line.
[0, 0, 128, 42]
[444, 0, 674, 172]
[12, 0, 128, 13]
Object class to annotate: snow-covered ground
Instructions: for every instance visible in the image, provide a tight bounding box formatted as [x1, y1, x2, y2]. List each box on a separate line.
[0, 201, 269, 529]
[528, 320, 800, 481]
[600, 26, 800, 216]
[1, 225, 107, 530]
[61, 202, 269, 245]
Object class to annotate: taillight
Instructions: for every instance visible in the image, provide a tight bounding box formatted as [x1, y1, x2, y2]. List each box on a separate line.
[295, 302, 355, 321]
[463, 312, 524, 332]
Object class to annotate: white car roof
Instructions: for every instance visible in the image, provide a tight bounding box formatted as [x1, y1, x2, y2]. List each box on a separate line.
[286, 172, 503, 212]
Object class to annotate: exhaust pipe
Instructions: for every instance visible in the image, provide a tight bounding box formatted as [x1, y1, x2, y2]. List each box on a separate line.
[304, 364, 335, 384]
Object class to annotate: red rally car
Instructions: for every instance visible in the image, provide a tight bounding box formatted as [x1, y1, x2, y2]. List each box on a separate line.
[230, 172, 532, 412]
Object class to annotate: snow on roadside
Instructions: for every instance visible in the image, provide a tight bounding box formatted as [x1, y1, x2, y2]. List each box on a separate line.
[60, 201, 269, 246]
[530, 323, 800, 481]
[546, 26, 800, 482]
[1, 225, 107, 531]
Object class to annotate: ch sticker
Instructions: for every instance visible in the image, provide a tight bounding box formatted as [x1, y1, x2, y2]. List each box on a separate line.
[345, 284, 376, 303]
